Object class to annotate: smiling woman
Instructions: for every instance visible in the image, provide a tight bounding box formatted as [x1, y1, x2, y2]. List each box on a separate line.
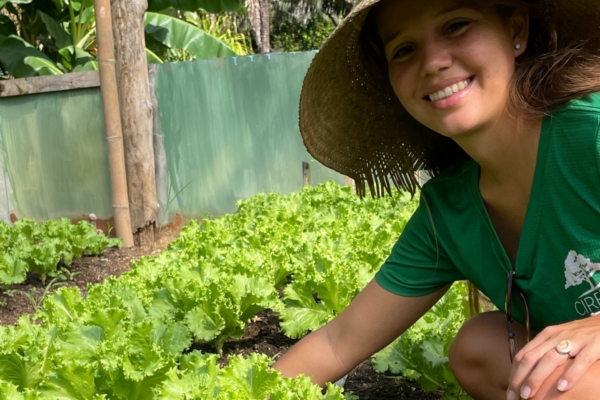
[273, 0, 600, 399]
[375, 0, 526, 139]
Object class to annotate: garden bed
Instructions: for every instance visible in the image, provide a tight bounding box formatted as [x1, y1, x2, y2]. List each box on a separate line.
[0, 228, 442, 399]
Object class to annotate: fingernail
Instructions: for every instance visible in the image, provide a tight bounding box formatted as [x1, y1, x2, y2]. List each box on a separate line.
[507, 389, 516, 400]
[521, 386, 532, 399]
[557, 379, 568, 391]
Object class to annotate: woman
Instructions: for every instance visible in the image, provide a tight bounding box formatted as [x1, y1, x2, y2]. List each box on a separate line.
[273, 0, 600, 399]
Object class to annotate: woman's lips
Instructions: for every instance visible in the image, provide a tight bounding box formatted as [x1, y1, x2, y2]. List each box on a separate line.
[426, 76, 475, 109]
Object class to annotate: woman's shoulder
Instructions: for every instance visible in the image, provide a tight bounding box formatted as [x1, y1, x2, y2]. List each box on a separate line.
[554, 92, 600, 116]
[546, 93, 600, 144]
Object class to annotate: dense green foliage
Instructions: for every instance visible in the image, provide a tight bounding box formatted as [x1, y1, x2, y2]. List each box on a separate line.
[0, 218, 121, 287]
[118, 182, 416, 353]
[270, 11, 334, 52]
[0, 0, 98, 77]
[147, 0, 243, 14]
[0, 0, 250, 79]
[0, 0, 359, 77]
[0, 182, 470, 398]
[0, 309, 346, 399]
[268, 0, 357, 52]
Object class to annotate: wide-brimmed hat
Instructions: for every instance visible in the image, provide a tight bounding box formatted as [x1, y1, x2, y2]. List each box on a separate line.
[299, 0, 600, 196]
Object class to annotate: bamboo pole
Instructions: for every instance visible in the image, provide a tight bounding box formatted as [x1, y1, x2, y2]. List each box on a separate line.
[112, 0, 158, 246]
[94, 0, 134, 248]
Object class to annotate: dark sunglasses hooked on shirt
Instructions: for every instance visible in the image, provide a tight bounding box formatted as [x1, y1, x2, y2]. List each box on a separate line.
[505, 269, 531, 362]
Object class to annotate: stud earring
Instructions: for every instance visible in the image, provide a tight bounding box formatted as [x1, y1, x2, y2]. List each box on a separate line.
[515, 44, 522, 50]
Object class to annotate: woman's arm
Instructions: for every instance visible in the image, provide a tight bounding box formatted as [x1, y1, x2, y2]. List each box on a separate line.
[273, 279, 451, 387]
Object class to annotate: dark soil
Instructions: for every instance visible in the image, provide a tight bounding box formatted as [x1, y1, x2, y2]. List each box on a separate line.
[0, 227, 443, 400]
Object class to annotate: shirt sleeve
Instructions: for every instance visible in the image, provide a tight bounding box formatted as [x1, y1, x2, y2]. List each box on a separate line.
[375, 192, 465, 297]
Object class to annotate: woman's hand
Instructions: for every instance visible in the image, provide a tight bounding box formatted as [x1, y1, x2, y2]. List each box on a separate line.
[507, 315, 600, 399]
[272, 281, 450, 386]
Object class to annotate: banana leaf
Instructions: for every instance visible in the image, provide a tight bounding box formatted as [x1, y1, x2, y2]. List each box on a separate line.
[71, 0, 94, 11]
[0, 35, 63, 77]
[39, 11, 72, 49]
[146, 48, 164, 64]
[58, 46, 98, 71]
[144, 12, 236, 60]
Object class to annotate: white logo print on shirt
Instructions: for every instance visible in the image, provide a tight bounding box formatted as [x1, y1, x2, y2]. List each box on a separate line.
[564, 250, 600, 315]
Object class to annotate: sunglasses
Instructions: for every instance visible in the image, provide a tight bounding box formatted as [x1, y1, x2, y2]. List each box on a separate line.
[505, 269, 531, 363]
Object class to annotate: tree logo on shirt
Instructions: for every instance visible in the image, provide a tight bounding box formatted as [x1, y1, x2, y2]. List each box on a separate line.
[564, 250, 600, 298]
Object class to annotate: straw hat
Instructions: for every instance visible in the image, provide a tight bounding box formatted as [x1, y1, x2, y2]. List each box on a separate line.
[299, 0, 600, 196]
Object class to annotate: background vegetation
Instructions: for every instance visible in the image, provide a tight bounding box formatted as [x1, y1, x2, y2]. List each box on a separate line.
[269, 0, 355, 51]
[0, 0, 359, 79]
[0, 0, 250, 79]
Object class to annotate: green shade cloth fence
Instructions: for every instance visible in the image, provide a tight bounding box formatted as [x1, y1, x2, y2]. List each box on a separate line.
[0, 51, 344, 222]
[0, 88, 112, 221]
[156, 51, 344, 218]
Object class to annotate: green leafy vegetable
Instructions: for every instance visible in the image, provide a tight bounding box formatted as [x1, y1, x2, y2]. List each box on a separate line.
[0, 218, 121, 287]
[0, 182, 470, 398]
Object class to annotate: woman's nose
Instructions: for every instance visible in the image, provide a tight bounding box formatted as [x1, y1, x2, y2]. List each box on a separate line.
[420, 40, 453, 76]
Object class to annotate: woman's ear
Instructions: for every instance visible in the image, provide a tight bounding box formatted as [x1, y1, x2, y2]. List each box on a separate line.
[510, 9, 530, 56]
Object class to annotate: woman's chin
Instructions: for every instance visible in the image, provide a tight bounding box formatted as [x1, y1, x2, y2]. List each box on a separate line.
[429, 123, 476, 139]
[430, 113, 485, 138]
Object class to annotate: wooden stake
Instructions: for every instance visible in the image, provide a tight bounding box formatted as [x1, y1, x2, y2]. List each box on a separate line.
[303, 162, 310, 187]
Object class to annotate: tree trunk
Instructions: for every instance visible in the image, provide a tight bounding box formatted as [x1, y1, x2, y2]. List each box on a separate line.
[246, 0, 270, 53]
[111, 0, 157, 245]
[246, 0, 262, 52]
[259, 0, 270, 53]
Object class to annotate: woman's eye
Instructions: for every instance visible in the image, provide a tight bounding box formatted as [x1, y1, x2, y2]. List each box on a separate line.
[446, 21, 470, 33]
[392, 45, 415, 60]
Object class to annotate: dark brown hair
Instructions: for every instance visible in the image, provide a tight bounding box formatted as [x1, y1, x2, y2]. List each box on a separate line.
[490, 0, 600, 119]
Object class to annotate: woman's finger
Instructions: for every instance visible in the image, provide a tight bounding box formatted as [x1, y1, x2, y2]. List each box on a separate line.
[514, 347, 571, 399]
[556, 344, 600, 392]
[508, 334, 559, 390]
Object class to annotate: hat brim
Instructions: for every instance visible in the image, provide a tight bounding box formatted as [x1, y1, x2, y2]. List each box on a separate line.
[299, 0, 600, 196]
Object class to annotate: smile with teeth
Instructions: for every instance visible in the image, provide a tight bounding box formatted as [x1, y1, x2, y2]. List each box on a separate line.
[428, 78, 472, 102]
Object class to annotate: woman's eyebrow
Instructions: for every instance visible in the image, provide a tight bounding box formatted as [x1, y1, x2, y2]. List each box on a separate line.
[381, 6, 471, 45]
[382, 30, 404, 46]
[436, 6, 472, 17]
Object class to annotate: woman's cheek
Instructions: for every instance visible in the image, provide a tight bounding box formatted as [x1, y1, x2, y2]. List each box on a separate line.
[388, 63, 407, 92]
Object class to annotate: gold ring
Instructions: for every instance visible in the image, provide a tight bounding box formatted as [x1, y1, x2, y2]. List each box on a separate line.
[555, 340, 573, 355]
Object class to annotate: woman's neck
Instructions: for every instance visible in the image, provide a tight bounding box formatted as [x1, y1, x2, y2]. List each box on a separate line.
[454, 113, 544, 191]
[457, 114, 544, 265]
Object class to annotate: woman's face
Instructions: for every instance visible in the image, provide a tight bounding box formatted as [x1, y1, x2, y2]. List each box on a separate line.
[376, 0, 528, 139]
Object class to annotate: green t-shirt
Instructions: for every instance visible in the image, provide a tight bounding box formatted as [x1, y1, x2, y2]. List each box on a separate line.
[375, 93, 600, 332]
